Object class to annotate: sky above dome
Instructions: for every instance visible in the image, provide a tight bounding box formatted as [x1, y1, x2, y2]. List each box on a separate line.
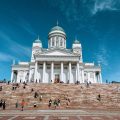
[0, 0, 120, 82]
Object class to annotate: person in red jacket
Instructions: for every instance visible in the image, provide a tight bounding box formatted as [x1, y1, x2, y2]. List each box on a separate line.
[21, 99, 25, 111]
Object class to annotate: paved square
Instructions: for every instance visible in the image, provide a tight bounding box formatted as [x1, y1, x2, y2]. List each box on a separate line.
[0, 110, 120, 120]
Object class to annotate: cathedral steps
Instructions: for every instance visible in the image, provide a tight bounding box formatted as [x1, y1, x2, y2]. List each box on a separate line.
[0, 83, 120, 110]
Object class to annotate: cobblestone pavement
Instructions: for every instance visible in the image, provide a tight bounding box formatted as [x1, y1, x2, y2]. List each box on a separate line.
[0, 110, 120, 120]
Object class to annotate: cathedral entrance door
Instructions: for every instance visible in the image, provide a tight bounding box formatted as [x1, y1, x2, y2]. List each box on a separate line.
[54, 74, 60, 83]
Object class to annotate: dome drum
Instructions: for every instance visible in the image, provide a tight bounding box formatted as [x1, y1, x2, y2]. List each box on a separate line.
[48, 34, 66, 40]
[48, 25, 66, 49]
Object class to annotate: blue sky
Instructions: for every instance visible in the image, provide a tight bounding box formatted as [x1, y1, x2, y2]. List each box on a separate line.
[0, 0, 120, 82]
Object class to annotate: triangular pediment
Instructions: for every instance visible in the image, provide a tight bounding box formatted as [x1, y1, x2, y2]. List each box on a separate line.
[41, 49, 74, 56]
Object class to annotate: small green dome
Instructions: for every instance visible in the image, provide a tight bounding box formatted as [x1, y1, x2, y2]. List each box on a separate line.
[34, 36, 41, 43]
[35, 39, 41, 43]
[74, 39, 80, 44]
[50, 26, 65, 32]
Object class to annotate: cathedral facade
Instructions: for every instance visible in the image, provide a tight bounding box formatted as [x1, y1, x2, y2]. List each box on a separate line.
[11, 25, 102, 84]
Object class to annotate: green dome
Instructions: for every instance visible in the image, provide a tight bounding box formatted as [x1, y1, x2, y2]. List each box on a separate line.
[35, 39, 41, 43]
[74, 40, 80, 44]
[50, 26, 65, 32]
[34, 36, 41, 43]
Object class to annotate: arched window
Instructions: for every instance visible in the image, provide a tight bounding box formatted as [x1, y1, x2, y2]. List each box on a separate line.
[52, 38, 54, 46]
[56, 36, 59, 47]
[64, 39, 65, 47]
[50, 38, 52, 47]
[52, 41, 54, 46]
[60, 39, 63, 46]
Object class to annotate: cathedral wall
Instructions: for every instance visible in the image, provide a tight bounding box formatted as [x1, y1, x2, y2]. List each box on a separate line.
[17, 70, 29, 83]
[83, 71, 99, 83]
[17, 70, 24, 83]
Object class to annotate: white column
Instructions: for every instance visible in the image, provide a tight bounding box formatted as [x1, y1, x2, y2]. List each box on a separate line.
[88, 72, 90, 82]
[59, 37, 60, 47]
[76, 65, 77, 82]
[42, 62, 46, 83]
[99, 72, 102, 83]
[82, 69, 84, 83]
[28, 69, 31, 82]
[80, 69, 82, 83]
[34, 61, 38, 83]
[51, 38, 52, 47]
[61, 62, 63, 82]
[55, 37, 56, 47]
[65, 40, 66, 48]
[77, 62, 80, 82]
[93, 72, 96, 83]
[69, 62, 72, 83]
[51, 62, 54, 83]
[23, 71, 26, 82]
[62, 39, 64, 47]
[11, 70, 14, 83]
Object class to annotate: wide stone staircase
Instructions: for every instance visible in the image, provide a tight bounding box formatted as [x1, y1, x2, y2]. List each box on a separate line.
[0, 83, 120, 110]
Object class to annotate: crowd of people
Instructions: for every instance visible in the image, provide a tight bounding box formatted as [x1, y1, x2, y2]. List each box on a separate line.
[48, 99, 61, 109]
[0, 81, 104, 111]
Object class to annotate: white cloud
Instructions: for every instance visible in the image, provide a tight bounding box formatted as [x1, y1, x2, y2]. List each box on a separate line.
[10, 42, 31, 57]
[0, 31, 31, 61]
[17, 17, 37, 36]
[49, 0, 120, 20]
[6, 10, 36, 36]
[47, 0, 81, 22]
[0, 52, 15, 62]
[92, 0, 120, 15]
[94, 45, 109, 67]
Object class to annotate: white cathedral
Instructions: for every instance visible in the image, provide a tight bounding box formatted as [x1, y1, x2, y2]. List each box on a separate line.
[11, 25, 102, 84]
